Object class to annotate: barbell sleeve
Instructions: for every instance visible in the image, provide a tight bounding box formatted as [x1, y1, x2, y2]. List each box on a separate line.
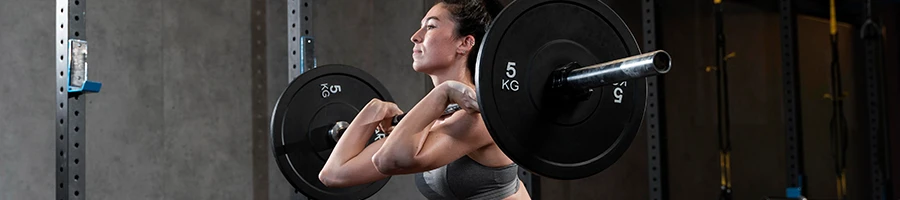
[551, 50, 671, 92]
[328, 121, 351, 142]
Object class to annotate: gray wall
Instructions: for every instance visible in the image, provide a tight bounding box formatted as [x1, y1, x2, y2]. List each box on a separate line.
[1, 0, 57, 198]
[1, 0, 431, 199]
[3, 0, 257, 198]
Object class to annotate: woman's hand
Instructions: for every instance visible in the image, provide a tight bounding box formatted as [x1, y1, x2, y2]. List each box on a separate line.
[356, 98, 404, 133]
[437, 81, 480, 113]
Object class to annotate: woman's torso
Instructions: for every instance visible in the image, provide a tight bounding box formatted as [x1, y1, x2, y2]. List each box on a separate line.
[414, 154, 520, 200]
[413, 115, 523, 200]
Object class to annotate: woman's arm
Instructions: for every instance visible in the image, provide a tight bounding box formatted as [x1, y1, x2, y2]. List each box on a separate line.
[372, 81, 491, 175]
[318, 99, 401, 187]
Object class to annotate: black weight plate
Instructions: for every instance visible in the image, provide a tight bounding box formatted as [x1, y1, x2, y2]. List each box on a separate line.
[271, 64, 392, 199]
[476, 0, 645, 180]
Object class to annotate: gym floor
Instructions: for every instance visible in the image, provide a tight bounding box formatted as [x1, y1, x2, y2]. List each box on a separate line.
[1, 0, 898, 199]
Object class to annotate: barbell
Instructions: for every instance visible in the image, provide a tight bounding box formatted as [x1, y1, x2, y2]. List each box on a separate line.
[271, 0, 672, 199]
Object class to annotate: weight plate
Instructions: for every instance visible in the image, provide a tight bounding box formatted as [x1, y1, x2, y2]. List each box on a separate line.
[476, 0, 644, 180]
[271, 64, 392, 199]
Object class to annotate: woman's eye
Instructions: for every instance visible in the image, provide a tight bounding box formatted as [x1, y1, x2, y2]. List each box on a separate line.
[426, 25, 436, 30]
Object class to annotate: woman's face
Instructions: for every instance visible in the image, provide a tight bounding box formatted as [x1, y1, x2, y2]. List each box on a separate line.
[410, 4, 467, 73]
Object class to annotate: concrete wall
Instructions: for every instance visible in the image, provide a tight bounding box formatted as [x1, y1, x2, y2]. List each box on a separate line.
[0, 0, 57, 199]
[1, 0, 431, 199]
[2, 0, 257, 198]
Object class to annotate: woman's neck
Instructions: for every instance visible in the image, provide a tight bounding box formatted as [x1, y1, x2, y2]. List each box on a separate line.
[429, 62, 474, 87]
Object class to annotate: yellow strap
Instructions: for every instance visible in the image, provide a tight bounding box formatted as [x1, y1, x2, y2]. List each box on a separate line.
[830, 0, 837, 35]
[720, 152, 727, 186]
[725, 152, 732, 187]
[841, 171, 847, 198]
[724, 52, 737, 60]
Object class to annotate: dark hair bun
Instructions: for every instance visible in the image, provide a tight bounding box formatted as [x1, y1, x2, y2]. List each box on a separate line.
[484, 0, 503, 18]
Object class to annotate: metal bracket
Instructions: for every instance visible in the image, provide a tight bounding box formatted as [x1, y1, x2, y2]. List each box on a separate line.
[300, 37, 316, 75]
[289, 0, 314, 82]
[67, 39, 101, 93]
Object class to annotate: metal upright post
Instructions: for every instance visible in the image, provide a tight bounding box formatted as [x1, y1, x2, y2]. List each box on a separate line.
[56, 0, 86, 199]
[57, 0, 101, 199]
[288, 0, 314, 199]
[644, 0, 668, 199]
[779, 0, 806, 198]
[860, 0, 890, 199]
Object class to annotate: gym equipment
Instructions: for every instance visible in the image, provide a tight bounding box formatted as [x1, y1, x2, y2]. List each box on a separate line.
[860, 0, 891, 199]
[57, 0, 103, 198]
[708, 1, 734, 199]
[826, 0, 849, 198]
[272, 0, 672, 198]
[475, 0, 668, 180]
[271, 64, 393, 200]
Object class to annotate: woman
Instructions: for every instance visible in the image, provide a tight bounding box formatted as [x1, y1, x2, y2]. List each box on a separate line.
[317, 0, 530, 199]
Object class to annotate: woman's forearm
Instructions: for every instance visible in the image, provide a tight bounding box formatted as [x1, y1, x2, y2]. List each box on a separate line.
[319, 111, 390, 187]
[373, 86, 449, 173]
[323, 119, 379, 167]
[320, 96, 414, 186]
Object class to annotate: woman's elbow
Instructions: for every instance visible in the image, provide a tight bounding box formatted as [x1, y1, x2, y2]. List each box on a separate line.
[318, 169, 348, 188]
[372, 152, 416, 175]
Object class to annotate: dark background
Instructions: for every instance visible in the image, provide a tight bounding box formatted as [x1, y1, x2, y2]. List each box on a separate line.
[1, 0, 898, 199]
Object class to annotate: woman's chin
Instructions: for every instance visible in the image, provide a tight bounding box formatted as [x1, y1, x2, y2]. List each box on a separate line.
[411, 63, 429, 73]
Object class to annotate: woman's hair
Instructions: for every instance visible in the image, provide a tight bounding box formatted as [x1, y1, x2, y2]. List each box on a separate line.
[436, 0, 503, 81]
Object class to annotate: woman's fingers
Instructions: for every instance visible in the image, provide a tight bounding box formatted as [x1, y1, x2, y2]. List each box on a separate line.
[442, 81, 480, 113]
[378, 102, 403, 134]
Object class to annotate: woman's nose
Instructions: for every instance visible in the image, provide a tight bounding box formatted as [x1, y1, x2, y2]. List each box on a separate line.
[410, 29, 422, 43]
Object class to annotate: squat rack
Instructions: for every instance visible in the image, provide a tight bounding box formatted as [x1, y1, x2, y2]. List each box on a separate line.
[56, 0, 103, 199]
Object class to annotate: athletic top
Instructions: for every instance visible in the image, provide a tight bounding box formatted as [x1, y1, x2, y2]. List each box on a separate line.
[414, 156, 520, 200]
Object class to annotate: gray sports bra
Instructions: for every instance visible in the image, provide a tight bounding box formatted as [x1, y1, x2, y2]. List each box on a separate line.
[414, 156, 519, 200]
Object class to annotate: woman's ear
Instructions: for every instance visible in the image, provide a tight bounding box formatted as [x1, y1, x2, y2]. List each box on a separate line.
[457, 35, 476, 54]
